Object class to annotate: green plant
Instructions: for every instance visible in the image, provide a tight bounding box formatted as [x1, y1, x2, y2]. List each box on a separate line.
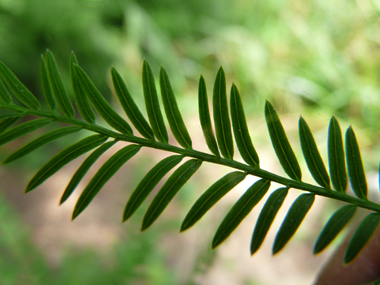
[0, 50, 378, 265]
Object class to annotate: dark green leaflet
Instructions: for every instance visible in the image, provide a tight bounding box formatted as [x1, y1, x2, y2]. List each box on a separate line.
[0, 117, 21, 134]
[181, 171, 246, 232]
[72, 144, 141, 219]
[0, 77, 12, 104]
[345, 213, 380, 264]
[299, 117, 330, 188]
[251, 187, 288, 254]
[0, 113, 23, 120]
[346, 126, 367, 199]
[265, 101, 301, 181]
[4, 126, 81, 164]
[230, 84, 259, 167]
[142, 60, 168, 143]
[70, 52, 95, 124]
[26, 135, 108, 192]
[111, 67, 154, 139]
[212, 179, 270, 248]
[40, 55, 56, 112]
[60, 140, 117, 204]
[198, 75, 219, 156]
[142, 159, 202, 231]
[74, 65, 133, 135]
[213, 67, 234, 159]
[0, 60, 40, 109]
[159, 67, 192, 149]
[0, 118, 53, 147]
[313, 205, 356, 254]
[328, 116, 347, 192]
[272, 193, 315, 254]
[123, 155, 183, 221]
[46, 50, 75, 118]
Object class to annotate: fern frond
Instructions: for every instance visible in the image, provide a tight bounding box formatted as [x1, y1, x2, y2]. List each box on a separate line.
[1, 51, 380, 265]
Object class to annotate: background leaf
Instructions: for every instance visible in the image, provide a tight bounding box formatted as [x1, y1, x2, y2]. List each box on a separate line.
[251, 187, 288, 255]
[272, 193, 315, 254]
[159, 67, 192, 149]
[328, 116, 347, 192]
[265, 101, 301, 181]
[213, 67, 233, 159]
[212, 179, 270, 248]
[345, 126, 367, 199]
[181, 171, 246, 231]
[142, 60, 168, 143]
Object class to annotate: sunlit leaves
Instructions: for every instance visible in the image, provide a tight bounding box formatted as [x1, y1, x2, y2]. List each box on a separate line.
[265, 101, 301, 181]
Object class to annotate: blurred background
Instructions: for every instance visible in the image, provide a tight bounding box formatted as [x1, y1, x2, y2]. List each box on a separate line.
[1, 0, 380, 284]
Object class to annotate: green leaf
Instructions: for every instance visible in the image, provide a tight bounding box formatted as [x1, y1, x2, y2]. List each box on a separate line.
[181, 171, 246, 232]
[0, 60, 40, 109]
[0, 117, 21, 134]
[142, 159, 202, 231]
[40, 55, 56, 112]
[328, 116, 347, 192]
[4, 126, 81, 164]
[0, 113, 23, 120]
[299, 117, 330, 188]
[346, 126, 367, 199]
[142, 60, 168, 143]
[46, 50, 75, 118]
[123, 155, 183, 221]
[26, 134, 108, 192]
[198, 75, 219, 156]
[265, 101, 301, 181]
[0, 77, 12, 104]
[74, 64, 133, 135]
[111, 67, 154, 139]
[159, 67, 192, 149]
[272, 193, 315, 254]
[230, 84, 259, 167]
[73, 144, 141, 219]
[0, 118, 53, 147]
[60, 140, 117, 205]
[251, 187, 288, 254]
[213, 67, 234, 159]
[70, 52, 95, 124]
[212, 179, 270, 248]
[344, 213, 380, 264]
[313, 205, 356, 254]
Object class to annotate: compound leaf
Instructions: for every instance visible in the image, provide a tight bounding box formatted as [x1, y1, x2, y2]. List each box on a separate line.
[0, 76, 12, 104]
[328, 116, 347, 192]
[26, 134, 108, 192]
[272, 193, 315, 254]
[314, 205, 356, 254]
[181, 171, 246, 232]
[74, 64, 133, 135]
[123, 155, 183, 221]
[142, 159, 202, 231]
[198, 75, 219, 156]
[73, 144, 141, 219]
[4, 126, 81, 164]
[46, 50, 75, 117]
[0, 60, 40, 109]
[213, 67, 233, 159]
[230, 84, 259, 167]
[344, 213, 380, 264]
[0, 118, 53, 147]
[0, 117, 22, 134]
[40, 55, 56, 112]
[265, 101, 301, 181]
[60, 140, 117, 204]
[299, 117, 330, 188]
[212, 179, 270, 248]
[346, 126, 367, 199]
[142, 60, 168, 143]
[251, 187, 288, 254]
[160, 66, 192, 149]
[111, 67, 153, 139]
